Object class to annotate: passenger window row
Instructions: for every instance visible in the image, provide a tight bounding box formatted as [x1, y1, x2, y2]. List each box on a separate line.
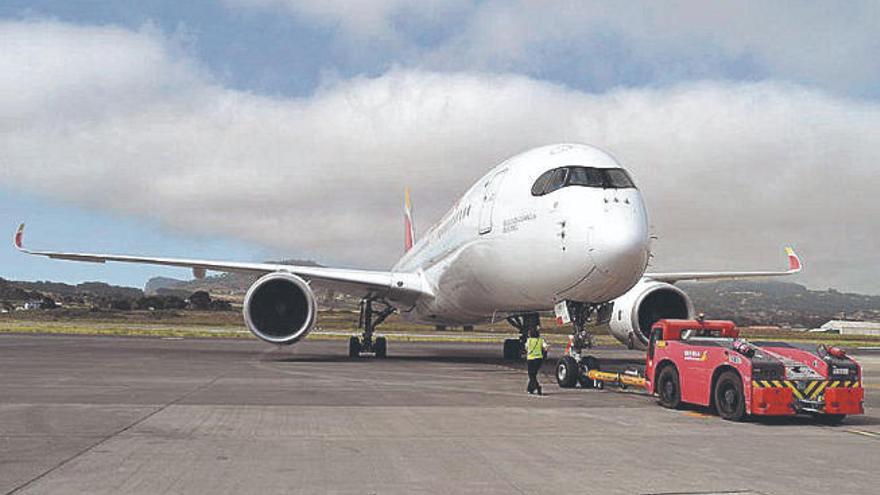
[531, 166, 636, 196]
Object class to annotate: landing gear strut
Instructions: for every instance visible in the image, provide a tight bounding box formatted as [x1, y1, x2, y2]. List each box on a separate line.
[349, 297, 394, 358]
[567, 301, 596, 352]
[556, 301, 607, 388]
[503, 313, 540, 360]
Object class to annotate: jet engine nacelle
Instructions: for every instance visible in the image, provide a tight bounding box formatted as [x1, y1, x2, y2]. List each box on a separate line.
[243, 272, 317, 345]
[606, 279, 694, 350]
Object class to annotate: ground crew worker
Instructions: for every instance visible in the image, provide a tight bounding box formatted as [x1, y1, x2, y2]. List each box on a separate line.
[526, 327, 548, 395]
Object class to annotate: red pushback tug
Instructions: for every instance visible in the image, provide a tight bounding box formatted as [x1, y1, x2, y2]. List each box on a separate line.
[556, 318, 865, 423]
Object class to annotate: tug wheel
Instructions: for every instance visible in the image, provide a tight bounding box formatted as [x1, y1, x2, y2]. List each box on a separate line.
[657, 366, 682, 409]
[556, 356, 579, 388]
[714, 371, 746, 421]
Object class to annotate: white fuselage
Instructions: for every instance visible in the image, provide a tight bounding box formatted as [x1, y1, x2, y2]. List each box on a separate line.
[390, 143, 651, 325]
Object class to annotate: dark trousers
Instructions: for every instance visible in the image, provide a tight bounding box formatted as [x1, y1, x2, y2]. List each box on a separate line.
[527, 358, 543, 393]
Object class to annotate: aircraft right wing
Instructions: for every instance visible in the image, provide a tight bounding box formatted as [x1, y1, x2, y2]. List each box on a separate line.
[644, 247, 802, 284]
[13, 223, 426, 302]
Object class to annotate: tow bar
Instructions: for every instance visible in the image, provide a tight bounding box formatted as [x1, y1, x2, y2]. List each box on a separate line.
[586, 369, 647, 390]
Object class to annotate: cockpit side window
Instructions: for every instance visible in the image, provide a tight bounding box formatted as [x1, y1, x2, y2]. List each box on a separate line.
[531, 169, 555, 196]
[605, 168, 635, 188]
[544, 167, 569, 194]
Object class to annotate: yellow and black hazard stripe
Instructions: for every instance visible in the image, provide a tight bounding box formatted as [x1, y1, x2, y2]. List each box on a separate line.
[751, 380, 859, 401]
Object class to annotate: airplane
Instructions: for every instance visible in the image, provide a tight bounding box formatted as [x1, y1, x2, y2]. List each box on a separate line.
[14, 143, 801, 358]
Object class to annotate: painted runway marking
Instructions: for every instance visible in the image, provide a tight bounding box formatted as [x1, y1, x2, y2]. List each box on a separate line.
[846, 429, 880, 439]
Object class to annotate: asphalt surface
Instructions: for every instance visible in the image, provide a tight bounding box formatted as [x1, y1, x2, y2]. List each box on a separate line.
[1, 334, 878, 495]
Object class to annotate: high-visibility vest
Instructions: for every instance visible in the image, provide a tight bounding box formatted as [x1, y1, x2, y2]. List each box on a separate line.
[526, 337, 544, 360]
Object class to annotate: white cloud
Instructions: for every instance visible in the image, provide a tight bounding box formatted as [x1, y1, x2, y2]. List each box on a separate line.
[226, 0, 880, 96]
[2, 20, 879, 292]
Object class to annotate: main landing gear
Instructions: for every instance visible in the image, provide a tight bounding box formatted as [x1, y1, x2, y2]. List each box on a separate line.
[349, 297, 394, 358]
[503, 313, 540, 360]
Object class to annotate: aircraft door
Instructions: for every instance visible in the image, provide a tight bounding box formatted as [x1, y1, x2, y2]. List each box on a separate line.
[478, 169, 508, 234]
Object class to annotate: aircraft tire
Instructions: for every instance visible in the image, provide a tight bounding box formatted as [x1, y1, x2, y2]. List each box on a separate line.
[348, 336, 361, 358]
[503, 339, 521, 360]
[375, 337, 387, 358]
[556, 356, 579, 388]
[578, 355, 599, 388]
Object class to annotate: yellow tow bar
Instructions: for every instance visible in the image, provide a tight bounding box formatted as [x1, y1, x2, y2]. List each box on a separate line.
[587, 370, 647, 389]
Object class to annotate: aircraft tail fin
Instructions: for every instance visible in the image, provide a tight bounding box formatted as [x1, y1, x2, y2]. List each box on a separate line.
[404, 187, 415, 252]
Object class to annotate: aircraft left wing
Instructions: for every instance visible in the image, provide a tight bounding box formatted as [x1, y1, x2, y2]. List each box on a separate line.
[645, 247, 802, 284]
[13, 224, 425, 301]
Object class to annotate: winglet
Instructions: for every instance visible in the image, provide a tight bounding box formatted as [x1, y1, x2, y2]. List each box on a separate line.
[404, 187, 415, 252]
[785, 246, 802, 273]
[14, 223, 25, 250]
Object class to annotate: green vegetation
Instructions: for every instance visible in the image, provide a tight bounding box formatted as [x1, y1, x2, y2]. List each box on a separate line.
[2, 310, 879, 348]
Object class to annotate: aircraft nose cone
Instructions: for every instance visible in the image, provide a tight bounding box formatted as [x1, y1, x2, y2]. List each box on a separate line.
[589, 208, 649, 293]
[592, 223, 647, 274]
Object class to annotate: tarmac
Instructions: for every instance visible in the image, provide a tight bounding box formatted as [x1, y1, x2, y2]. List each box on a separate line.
[1, 333, 878, 495]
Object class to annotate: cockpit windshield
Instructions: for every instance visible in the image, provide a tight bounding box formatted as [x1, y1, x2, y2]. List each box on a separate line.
[531, 166, 636, 196]
[568, 167, 605, 187]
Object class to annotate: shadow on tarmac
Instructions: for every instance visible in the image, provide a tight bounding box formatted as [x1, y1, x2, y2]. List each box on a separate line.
[672, 402, 880, 427]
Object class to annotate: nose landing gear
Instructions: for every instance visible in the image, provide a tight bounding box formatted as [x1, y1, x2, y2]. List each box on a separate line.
[565, 301, 596, 352]
[349, 297, 394, 358]
[555, 301, 609, 387]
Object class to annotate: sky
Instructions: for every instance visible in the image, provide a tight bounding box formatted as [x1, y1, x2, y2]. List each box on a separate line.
[0, 1, 878, 294]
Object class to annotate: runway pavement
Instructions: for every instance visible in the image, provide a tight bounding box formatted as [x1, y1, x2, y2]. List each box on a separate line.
[1, 334, 878, 494]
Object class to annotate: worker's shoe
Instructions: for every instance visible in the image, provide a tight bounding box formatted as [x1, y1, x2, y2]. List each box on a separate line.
[536, 386, 543, 396]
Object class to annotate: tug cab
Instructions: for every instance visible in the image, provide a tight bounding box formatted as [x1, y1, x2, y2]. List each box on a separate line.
[650, 318, 739, 343]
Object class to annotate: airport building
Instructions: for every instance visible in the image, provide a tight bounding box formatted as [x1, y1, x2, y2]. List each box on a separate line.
[815, 320, 880, 336]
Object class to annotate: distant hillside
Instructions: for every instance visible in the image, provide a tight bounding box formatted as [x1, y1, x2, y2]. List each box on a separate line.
[143, 277, 181, 294]
[0, 278, 43, 301]
[144, 259, 323, 295]
[679, 280, 880, 328]
[6, 278, 142, 301]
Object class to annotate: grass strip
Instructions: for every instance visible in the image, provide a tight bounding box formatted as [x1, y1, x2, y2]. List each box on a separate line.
[1, 320, 878, 347]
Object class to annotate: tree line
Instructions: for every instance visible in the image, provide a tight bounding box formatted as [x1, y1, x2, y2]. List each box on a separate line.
[1, 278, 232, 312]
